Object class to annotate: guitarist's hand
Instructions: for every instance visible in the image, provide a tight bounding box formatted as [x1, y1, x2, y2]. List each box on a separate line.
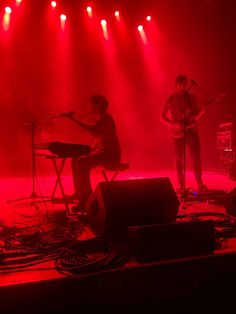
[171, 121, 184, 130]
[172, 120, 195, 131]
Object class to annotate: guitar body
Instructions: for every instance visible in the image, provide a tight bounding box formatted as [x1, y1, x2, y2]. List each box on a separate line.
[170, 122, 196, 138]
[169, 94, 225, 139]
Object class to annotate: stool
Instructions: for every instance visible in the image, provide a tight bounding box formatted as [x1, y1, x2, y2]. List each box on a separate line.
[101, 162, 130, 182]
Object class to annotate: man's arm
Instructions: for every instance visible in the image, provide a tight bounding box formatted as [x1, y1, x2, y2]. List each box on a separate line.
[161, 99, 174, 125]
[189, 94, 203, 121]
[66, 115, 104, 136]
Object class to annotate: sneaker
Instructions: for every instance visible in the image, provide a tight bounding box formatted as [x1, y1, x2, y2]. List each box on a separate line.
[70, 203, 86, 214]
[177, 186, 193, 197]
[64, 192, 79, 202]
[176, 185, 184, 194]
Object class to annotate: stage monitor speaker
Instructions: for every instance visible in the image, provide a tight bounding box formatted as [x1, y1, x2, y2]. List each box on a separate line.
[224, 188, 236, 216]
[86, 177, 180, 237]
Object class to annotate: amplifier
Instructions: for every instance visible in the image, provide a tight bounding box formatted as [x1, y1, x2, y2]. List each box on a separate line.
[229, 164, 236, 180]
[220, 149, 235, 165]
[217, 131, 232, 150]
[217, 122, 235, 150]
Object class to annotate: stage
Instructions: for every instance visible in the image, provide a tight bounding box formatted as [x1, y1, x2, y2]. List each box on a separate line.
[0, 0, 235, 310]
[0, 170, 236, 309]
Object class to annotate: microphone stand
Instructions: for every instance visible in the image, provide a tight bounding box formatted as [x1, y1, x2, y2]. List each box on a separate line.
[180, 94, 188, 210]
[180, 82, 195, 210]
[7, 111, 74, 207]
[7, 119, 47, 204]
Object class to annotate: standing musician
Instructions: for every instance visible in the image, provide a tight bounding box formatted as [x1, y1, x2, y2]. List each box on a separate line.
[161, 74, 207, 193]
[62, 94, 121, 213]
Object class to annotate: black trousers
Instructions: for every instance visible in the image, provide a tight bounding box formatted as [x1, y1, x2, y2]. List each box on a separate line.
[173, 128, 203, 187]
[47, 142, 122, 204]
[71, 151, 121, 205]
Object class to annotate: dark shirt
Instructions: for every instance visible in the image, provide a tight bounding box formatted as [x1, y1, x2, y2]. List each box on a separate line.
[88, 113, 121, 155]
[162, 91, 200, 124]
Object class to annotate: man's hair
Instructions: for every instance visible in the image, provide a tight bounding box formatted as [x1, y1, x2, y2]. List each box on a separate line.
[89, 94, 109, 113]
[175, 74, 188, 84]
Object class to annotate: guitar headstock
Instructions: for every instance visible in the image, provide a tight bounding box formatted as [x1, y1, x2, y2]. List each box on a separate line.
[204, 93, 226, 108]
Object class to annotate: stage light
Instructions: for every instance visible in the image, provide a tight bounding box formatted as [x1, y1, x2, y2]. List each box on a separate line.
[146, 16, 152, 21]
[3, 8, 11, 31]
[60, 14, 67, 30]
[86, 6, 93, 17]
[114, 11, 121, 21]
[16, 0, 22, 5]
[101, 20, 108, 40]
[138, 25, 147, 44]
[101, 19, 107, 26]
[87, 6, 92, 13]
[5, 7, 12, 14]
[60, 14, 67, 22]
[51, 1, 57, 8]
[138, 25, 143, 31]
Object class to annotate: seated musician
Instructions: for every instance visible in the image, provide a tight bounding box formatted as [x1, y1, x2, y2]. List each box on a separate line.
[62, 94, 121, 213]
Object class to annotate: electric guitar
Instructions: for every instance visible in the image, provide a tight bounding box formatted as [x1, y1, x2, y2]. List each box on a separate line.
[170, 94, 226, 138]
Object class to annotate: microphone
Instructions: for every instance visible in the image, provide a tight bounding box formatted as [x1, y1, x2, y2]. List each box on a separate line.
[190, 79, 199, 86]
[47, 111, 75, 119]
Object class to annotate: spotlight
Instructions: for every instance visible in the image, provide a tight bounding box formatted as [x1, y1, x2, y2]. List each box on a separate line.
[101, 19, 107, 26]
[3, 7, 11, 31]
[86, 6, 92, 17]
[60, 14, 67, 22]
[5, 7, 12, 14]
[137, 25, 147, 44]
[16, 0, 22, 5]
[101, 20, 108, 40]
[138, 25, 143, 31]
[51, 1, 57, 8]
[114, 10, 121, 21]
[146, 16, 151, 21]
[87, 6, 92, 13]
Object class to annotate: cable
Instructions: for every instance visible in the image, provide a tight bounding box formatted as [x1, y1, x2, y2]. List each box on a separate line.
[55, 237, 129, 277]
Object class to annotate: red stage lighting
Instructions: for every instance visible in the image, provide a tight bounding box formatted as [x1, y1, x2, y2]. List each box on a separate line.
[138, 25, 147, 44]
[3, 8, 11, 31]
[101, 20, 108, 40]
[138, 25, 143, 31]
[101, 19, 107, 27]
[51, 1, 57, 8]
[86, 6, 93, 18]
[5, 7, 12, 14]
[60, 14, 67, 22]
[115, 11, 120, 21]
[146, 16, 152, 21]
[60, 14, 67, 30]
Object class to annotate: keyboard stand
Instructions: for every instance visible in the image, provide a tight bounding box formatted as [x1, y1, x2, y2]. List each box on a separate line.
[37, 153, 70, 215]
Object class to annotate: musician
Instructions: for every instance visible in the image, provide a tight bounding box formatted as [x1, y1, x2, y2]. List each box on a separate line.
[63, 94, 121, 212]
[161, 74, 207, 193]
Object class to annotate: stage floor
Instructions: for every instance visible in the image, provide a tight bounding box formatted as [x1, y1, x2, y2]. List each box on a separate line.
[1, 169, 235, 220]
[0, 170, 235, 291]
